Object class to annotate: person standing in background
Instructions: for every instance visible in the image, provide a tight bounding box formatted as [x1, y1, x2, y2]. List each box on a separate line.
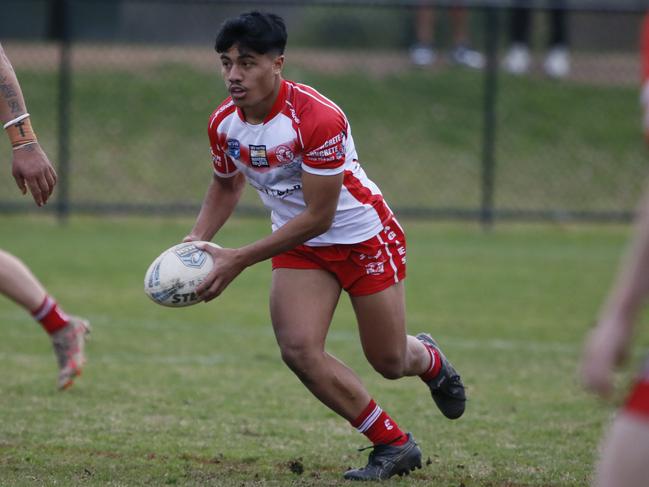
[409, 4, 484, 69]
[502, 0, 570, 78]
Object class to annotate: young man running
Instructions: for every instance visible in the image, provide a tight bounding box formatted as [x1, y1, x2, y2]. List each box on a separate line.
[185, 12, 466, 480]
[1, 43, 89, 390]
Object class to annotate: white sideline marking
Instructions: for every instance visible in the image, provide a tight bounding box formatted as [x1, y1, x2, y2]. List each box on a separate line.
[0, 335, 581, 367]
[0, 351, 225, 366]
[0, 313, 583, 358]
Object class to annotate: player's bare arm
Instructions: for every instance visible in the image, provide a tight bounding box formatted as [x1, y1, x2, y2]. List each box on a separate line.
[0, 43, 57, 207]
[196, 170, 343, 302]
[581, 182, 649, 397]
[184, 172, 245, 242]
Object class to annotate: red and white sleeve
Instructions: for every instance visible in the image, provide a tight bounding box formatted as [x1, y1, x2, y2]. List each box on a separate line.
[208, 122, 239, 178]
[299, 104, 348, 176]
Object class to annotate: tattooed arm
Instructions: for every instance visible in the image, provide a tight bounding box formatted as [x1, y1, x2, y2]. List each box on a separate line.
[1, 43, 56, 207]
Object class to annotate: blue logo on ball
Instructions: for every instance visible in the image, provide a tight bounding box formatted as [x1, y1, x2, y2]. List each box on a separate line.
[174, 244, 208, 268]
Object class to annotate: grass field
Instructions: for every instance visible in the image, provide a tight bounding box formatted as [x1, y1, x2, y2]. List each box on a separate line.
[0, 47, 645, 215]
[1, 214, 647, 486]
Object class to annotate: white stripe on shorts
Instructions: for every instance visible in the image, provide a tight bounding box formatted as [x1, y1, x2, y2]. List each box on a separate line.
[376, 232, 399, 284]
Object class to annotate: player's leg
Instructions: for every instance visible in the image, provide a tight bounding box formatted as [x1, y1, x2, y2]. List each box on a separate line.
[503, 3, 532, 74]
[351, 282, 466, 420]
[0, 248, 47, 310]
[351, 281, 428, 379]
[271, 268, 420, 480]
[448, 8, 484, 69]
[543, 4, 570, 78]
[341, 282, 425, 480]
[595, 412, 649, 487]
[271, 267, 370, 420]
[409, 5, 436, 66]
[0, 249, 89, 389]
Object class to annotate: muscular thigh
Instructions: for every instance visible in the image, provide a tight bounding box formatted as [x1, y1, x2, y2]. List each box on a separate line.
[270, 268, 342, 349]
[350, 282, 407, 362]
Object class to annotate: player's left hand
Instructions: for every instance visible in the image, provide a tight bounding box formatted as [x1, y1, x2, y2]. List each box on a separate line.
[12, 142, 57, 207]
[194, 243, 246, 302]
[580, 317, 632, 399]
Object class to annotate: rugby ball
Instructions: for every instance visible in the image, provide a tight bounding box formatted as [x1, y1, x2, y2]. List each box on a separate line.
[144, 241, 220, 307]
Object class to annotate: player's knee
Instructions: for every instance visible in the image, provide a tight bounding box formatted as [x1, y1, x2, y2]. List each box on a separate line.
[370, 355, 406, 380]
[279, 343, 320, 377]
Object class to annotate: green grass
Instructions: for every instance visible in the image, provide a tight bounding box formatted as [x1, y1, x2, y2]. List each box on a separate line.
[1, 215, 646, 485]
[0, 57, 644, 214]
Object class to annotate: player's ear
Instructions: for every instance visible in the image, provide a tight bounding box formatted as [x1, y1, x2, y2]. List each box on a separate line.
[273, 55, 285, 75]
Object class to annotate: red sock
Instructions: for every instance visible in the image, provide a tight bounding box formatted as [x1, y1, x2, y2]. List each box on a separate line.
[419, 343, 442, 382]
[351, 399, 408, 446]
[32, 296, 69, 334]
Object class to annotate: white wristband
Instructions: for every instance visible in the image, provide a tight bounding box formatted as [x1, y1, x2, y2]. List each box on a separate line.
[3, 113, 30, 129]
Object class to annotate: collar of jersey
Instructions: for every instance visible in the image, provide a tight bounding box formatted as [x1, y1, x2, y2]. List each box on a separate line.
[236, 79, 288, 126]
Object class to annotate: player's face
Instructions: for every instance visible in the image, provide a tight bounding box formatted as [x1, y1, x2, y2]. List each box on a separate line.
[220, 45, 283, 112]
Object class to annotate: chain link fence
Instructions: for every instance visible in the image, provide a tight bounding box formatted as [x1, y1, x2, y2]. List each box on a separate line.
[0, 0, 646, 223]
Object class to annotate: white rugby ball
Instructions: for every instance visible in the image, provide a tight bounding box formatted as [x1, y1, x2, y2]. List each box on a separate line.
[144, 241, 220, 307]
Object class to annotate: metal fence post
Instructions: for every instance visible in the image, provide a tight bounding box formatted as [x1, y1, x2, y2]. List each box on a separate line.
[56, 0, 71, 222]
[480, 5, 500, 229]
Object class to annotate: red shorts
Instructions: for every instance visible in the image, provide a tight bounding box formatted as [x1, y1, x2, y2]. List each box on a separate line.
[624, 358, 649, 419]
[272, 219, 407, 297]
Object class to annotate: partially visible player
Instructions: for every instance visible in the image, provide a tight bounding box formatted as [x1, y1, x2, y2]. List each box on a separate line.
[580, 12, 649, 487]
[1, 42, 89, 390]
[183, 12, 466, 480]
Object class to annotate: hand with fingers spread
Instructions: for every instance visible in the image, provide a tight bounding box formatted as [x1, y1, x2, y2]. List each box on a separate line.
[12, 142, 57, 207]
[193, 243, 246, 302]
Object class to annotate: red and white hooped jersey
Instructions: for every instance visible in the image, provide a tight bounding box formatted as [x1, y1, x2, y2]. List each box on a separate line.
[207, 79, 393, 246]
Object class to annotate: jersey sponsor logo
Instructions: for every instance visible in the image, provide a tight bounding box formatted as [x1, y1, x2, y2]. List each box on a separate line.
[306, 146, 344, 163]
[227, 138, 240, 159]
[250, 144, 270, 168]
[276, 145, 295, 164]
[320, 132, 344, 149]
[306, 132, 346, 163]
[251, 180, 302, 199]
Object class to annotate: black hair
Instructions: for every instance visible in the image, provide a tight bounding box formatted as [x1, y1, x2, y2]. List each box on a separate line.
[215, 11, 287, 55]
